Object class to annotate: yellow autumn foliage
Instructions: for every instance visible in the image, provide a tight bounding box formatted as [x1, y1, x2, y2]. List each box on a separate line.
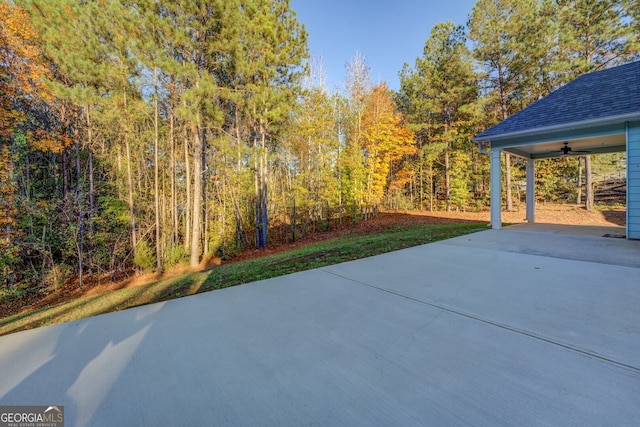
[360, 83, 416, 204]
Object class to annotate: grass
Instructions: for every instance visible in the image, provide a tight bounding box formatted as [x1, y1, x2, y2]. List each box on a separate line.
[0, 222, 484, 336]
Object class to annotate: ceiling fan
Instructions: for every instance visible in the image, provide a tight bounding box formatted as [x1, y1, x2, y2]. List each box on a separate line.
[560, 141, 591, 155]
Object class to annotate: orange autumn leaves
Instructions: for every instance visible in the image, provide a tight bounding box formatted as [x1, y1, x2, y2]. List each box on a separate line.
[360, 83, 415, 204]
[0, 4, 65, 268]
[0, 3, 56, 142]
[0, 3, 49, 104]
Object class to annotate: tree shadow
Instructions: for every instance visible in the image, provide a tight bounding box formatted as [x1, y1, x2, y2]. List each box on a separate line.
[0, 302, 163, 426]
[601, 209, 626, 226]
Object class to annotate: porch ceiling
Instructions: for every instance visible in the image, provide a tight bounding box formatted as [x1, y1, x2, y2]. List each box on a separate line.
[504, 133, 627, 159]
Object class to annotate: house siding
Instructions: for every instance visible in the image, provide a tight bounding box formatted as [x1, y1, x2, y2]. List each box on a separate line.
[627, 122, 640, 239]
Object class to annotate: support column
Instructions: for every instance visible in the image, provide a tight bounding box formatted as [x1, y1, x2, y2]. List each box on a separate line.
[526, 158, 536, 223]
[490, 148, 502, 229]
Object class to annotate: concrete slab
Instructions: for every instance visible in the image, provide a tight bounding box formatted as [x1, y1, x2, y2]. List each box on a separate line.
[1, 230, 639, 426]
[506, 222, 627, 238]
[323, 231, 640, 369]
[454, 226, 640, 268]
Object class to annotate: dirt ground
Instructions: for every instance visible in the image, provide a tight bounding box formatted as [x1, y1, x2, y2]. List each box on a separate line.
[0, 204, 626, 319]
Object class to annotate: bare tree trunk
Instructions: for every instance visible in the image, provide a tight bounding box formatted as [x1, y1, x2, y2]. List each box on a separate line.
[87, 148, 94, 276]
[86, 107, 94, 277]
[585, 155, 594, 210]
[505, 153, 513, 211]
[291, 198, 296, 242]
[202, 134, 209, 256]
[260, 149, 268, 246]
[577, 156, 583, 204]
[220, 163, 228, 257]
[255, 122, 268, 249]
[498, 66, 513, 212]
[125, 139, 136, 260]
[232, 111, 247, 250]
[429, 163, 434, 212]
[190, 122, 203, 267]
[62, 150, 69, 198]
[445, 147, 451, 212]
[154, 67, 163, 274]
[116, 146, 123, 200]
[184, 123, 191, 252]
[170, 114, 178, 245]
[419, 141, 423, 211]
[123, 90, 137, 263]
[254, 138, 262, 248]
[75, 142, 84, 287]
[254, 144, 268, 249]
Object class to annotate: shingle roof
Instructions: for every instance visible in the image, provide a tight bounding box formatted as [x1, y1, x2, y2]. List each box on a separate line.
[474, 61, 640, 141]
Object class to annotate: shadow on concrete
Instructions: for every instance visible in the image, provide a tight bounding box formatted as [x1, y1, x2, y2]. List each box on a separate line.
[0, 303, 163, 426]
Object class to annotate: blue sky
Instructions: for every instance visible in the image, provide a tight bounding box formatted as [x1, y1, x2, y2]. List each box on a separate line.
[290, 0, 478, 92]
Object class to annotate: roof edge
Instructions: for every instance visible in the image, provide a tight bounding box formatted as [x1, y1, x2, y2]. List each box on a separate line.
[472, 112, 640, 143]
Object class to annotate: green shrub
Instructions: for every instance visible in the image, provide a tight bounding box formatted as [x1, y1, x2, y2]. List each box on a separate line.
[165, 246, 187, 269]
[133, 241, 155, 272]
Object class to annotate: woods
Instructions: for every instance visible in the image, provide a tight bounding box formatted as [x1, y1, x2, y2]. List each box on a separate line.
[1, 0, 638, 295]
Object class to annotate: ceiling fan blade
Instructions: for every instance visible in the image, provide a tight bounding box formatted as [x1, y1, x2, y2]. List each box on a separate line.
[559, 142, 591, 155]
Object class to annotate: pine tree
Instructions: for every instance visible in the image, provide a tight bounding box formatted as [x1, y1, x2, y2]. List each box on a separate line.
[398, 63, 446, 210]
[230, 0, 308, 249]
[400, 22, 479, 211]
[468, 0, 542, 211]
[554, 0, 635, 210]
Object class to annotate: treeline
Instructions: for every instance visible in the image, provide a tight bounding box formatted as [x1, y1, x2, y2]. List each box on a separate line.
[398, 0, 637, 212]
[0, 0, 637, 293]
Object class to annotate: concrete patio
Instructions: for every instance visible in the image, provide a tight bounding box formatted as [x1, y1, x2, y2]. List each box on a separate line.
[507, 222, 627, 238]
[1, 228, 639, 426]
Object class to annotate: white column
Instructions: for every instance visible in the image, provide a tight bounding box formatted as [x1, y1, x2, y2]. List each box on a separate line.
[490, 149, 502, 230]
[526, 158, 536, 223]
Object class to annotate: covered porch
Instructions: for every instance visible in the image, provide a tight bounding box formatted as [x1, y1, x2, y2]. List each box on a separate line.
[486, 120, 632, 236]
[473, 62, 640, 240]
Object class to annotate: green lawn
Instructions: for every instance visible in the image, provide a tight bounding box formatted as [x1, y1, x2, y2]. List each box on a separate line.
[0, 222, 485, 336]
